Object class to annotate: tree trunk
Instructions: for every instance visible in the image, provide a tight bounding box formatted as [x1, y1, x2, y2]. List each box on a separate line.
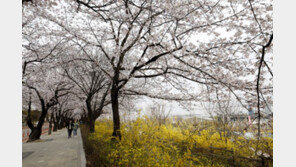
[86, 98, 96, 133]
[48, 121, 52, 135]
[88, 119, 95, 133]
[26, 96, 41, 142]
[58, 118, 63, 129]
[53, 113, 58, 132]
[27, 127, 42, 142]
[26, 97, 34, 130]
[86, 111, 95, 133]
[28, 108, 48, 142]
[48, 113, 53, 135]
[59, 116, 65, 129]
[111, 86, 121, 140]
[53, 122, 58, 132]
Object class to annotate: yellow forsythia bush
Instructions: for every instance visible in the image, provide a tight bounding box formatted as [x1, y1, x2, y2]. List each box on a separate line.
[83, 117, 272, 167]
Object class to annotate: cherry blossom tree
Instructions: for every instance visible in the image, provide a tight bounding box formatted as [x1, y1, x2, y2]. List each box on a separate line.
[24, 73, 72, 141]
[50, 94, 79, 132]
[72, 0, 272, 139]
[22, 0, 273, 140]
[61, 56, 111, 132]
[22, 2, 77, 141]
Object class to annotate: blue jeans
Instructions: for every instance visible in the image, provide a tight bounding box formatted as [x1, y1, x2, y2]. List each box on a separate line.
[73, 129, 77, 136]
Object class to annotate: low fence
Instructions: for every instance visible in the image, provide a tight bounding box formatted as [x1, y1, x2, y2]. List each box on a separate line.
[22, 123, 53, 142]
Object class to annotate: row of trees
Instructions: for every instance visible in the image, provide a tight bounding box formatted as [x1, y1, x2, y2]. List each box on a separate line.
[22, 0, 272, 141]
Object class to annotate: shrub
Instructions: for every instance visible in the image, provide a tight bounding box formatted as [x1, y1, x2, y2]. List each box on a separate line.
[81, 117, 272, 167]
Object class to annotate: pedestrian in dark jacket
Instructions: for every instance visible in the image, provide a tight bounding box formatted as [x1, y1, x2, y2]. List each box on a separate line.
[66, 120, 74, 138]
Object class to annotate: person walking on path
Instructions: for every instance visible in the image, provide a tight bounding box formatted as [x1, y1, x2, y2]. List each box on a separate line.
[66, 120, 74, 138]
[73, 120, 79, 137]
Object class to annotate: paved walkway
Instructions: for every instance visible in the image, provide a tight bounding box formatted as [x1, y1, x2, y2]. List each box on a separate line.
[22, 128, 85, 167]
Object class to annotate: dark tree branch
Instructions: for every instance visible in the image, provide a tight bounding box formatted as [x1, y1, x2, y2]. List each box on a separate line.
[255, 33, 273, 141]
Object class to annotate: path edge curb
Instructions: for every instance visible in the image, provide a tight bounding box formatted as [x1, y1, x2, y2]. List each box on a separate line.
[78, 128, 86, 167]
